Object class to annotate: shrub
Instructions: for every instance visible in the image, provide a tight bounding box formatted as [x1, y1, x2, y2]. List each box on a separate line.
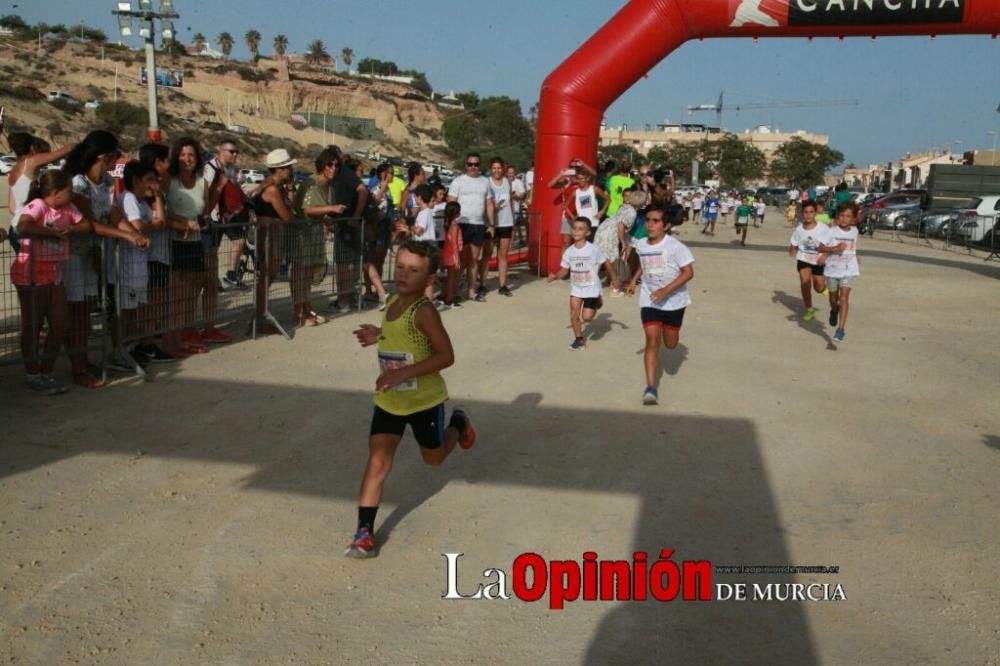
[50, 98, 82, 115]
[96, 100, 147, 133]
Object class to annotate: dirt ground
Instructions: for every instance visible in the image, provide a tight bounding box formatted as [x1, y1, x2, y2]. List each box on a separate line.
[1, 208, 998, 665]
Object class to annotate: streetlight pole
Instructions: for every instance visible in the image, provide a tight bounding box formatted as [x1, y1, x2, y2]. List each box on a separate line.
[112, 1, 178, 143]
[989, 131, 998, 167]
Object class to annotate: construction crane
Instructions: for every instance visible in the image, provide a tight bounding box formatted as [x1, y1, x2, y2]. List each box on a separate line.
[686, 92, 859, 131]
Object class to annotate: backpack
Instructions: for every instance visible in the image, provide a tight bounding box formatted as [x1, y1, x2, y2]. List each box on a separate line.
[219, 178, 252, 224]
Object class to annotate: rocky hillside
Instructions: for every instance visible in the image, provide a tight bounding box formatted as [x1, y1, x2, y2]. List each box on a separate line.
[0, 37, 452, 165]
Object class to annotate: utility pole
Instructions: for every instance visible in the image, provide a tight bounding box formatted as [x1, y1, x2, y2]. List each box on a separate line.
[112, 1, 179, 143]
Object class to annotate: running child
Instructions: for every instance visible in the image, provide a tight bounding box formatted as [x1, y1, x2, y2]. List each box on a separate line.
[547, 217, 620, 351]
[820, 202, 860, 343]
[347, 240, 476, 558]
[754, 198, 767, 227]
[10, 171, 93, 394]
[702, 190, 719, 235]
[719, 194, 731, 226]
[734, 197, 752, 246]
[625, 205, 694, 406]
[440, 202, 463, 309]
[788, 199, 830, 321]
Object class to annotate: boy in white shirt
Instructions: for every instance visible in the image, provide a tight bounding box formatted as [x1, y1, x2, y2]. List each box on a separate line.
[411, 184, 437, 300]
[625, 205, 695, 406]
[820, 202, 861, 343]
[547, 217, 620, 351]
[411, 184, 436, 242]
[754, 199, 767, 227]
[788, 200, 830, 321]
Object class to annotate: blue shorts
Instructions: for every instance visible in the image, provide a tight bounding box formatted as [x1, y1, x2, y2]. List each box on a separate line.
[705, 212, 718, 221]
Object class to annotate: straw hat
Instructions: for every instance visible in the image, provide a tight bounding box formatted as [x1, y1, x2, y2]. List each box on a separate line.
[265, 148, 297, 169]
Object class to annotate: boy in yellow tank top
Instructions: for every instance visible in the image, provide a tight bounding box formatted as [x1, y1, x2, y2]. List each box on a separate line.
[346, 240, 476, 558]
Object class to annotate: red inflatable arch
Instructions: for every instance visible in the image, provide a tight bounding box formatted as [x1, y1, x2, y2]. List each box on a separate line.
[530, 0, 1000, 273]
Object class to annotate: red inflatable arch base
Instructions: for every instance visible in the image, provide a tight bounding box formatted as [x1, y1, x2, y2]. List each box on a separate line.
[529, 0, 1000, 273]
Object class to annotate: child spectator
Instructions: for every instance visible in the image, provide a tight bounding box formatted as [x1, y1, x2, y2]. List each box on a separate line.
[440, 202, 463, 309]
[346, 240, 476, 558]
[754, 198, 767, 227]
[11, 171, 92, 394]
[547, 217, 620, 351]
[820, 202, 861, 343]
[118, 160, 174, 366]
[625, 205, 694, 405]
[411, 184, 437, 301]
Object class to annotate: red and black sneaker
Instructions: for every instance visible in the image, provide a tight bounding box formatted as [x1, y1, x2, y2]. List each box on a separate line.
[344, 527, 377, 559]
[450, 409, 477, 449]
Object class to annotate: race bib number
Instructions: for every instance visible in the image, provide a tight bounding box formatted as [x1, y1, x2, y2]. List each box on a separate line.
[840, 239, 856, 256]
[571, 260, 594, 287]
[640, 251, 668, 276]
[378, 350, 417, 391]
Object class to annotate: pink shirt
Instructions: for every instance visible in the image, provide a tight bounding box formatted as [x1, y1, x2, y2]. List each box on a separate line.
[10, 199, 84, 285]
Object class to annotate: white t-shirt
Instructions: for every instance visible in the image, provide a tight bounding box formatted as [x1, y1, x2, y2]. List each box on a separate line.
[635, 236, 695, 311]
[524, 170, 534, 192]
[574, 185, 601, 228]
[755, 201, 767, 216]
[447, 174, 490, 225]
[823, 225, 860, 278]
[431, 201, 446, 239]
[790, 224, 830, 266]
[560, 241, 608, 299]
[413, 208, 436, 242]
[692, 195, 704, 211]
[720, 199, 731, 214]
[118, 191, 152, 286]
[488, 177, 514, 228]
[509, 178, 526, 215]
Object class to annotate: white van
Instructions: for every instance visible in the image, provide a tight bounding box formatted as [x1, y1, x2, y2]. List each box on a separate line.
[47, 91, 80, 105]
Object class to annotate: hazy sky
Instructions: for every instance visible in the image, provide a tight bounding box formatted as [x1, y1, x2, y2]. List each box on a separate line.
[15, 0, 1000, 167]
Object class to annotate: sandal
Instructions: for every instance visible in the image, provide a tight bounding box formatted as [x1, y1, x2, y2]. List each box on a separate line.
[306, 309, 327, 325]
[72, 371, 106, 389]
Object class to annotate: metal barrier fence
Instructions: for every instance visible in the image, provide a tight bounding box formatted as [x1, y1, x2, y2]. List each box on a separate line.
[863, 208, 1000, 261]
[0, 209, 540, 380]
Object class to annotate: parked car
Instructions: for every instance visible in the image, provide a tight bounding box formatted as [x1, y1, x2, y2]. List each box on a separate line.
[46, 90, 80, 106]
[227, 124, 250, 135]
[859, 192, 923, 234]
[0, 154, 16, 175]
[84, 100, 101, 110]
[953, 195, 1000, 244]
[238, 168, 265, 185]
[755, 187, 789, 206]
[874, 199, 923, 231]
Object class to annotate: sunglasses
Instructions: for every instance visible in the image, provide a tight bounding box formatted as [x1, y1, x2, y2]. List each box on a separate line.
[467, 162, 480, 167]
[224, 148, 239, 155]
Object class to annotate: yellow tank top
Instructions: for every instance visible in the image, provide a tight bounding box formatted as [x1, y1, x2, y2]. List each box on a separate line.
[374, 295, 448, 415]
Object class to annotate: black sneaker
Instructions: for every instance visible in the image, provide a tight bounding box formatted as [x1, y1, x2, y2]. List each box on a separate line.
[569, 337, 586, 351]
[829, 306, 839, 327]
[145, 345, 178, 364]
[476, 285, 488, 296]
[498, 286, 513, 297]
[223, 271, 244, 289]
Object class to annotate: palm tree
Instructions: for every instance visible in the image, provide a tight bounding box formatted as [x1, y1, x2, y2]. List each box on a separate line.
[305, 39, 330, 66]
[192, 31, 207, 49]
[245, 30, 261, 60]
[273, 34, 288, 59]
[341, 47, 353, 73]
[217, 32, 234, 61]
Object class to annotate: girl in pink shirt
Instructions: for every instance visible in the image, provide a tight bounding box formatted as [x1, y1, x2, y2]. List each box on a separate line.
[11, 171, 92, 394]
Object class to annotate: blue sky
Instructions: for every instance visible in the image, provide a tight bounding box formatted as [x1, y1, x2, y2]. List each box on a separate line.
[14, 0, 1000, 168]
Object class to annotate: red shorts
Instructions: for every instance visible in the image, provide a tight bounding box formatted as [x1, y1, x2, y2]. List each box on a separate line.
[10, 257, 60, 286]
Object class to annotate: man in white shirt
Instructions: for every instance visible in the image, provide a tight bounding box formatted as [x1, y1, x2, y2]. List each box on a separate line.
[448, 152, 495, 302]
